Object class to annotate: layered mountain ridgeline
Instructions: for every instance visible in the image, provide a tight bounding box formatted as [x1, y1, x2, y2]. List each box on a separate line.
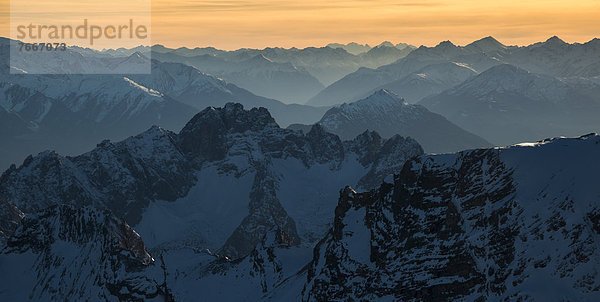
[308, 36, 600, 107]
[2, 114, 600, 300]
[420, 64, 600, 146]
[289, 90, 492, 154]
[0, 38, 329, 170]
[150, 52, 325, 104]
[148, 41, 416, 89]
[299, 133, 600, 301]
[0, 204, 169, 301]
[72, 40, 415, 103]
[0, 103, 425, 301]
[0, 103, 423, 259]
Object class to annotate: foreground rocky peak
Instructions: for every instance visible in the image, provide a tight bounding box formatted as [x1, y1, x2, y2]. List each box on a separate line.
[0, 205, 168, 301]
[181, 103, 278, 135]
[302, 133, 600, 301]
[0, 103, 424, 266]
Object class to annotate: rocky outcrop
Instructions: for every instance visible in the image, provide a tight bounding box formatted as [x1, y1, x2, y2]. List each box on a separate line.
[220, 161, 301, 259]
[0, 196, 24, 245]
[303, 134, 600, 301]
[0, 103, 424, 263]
[0, 205, 169, 301]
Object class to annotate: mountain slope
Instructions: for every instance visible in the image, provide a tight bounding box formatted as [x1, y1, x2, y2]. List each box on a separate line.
[300, 133, 600, 301]
[307, 38, 504, 106]
[367, 62, 478, 103]
[308, 36, 600, 107]
[0, 103, 423, 260]
[0, 103, 425, 300]
[420, 64, 600, 145]
[151, 52, 325, 104]
[0, 196, 23, 245]
[151, 43, 415, 88]
[293, 90, 492, 153]
[1, 39, 328, 170]
[0, 205, 168, 301]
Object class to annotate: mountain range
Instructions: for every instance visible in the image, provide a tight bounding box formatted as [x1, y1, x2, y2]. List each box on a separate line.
[2, 35, 600, 301]
[420, 64, 600, 145]
[0, 103, 427, 300]
[299, 133, 600, 301]
[308, 36, 600, 107]
[0, 38, 329, 170]
[290, 89, 492, 153]
[1, 103, 600, 300]
[305, 36, 600, 146]
[77, 41, 416, 103]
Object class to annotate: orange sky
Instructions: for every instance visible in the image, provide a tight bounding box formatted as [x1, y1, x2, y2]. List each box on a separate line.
[1, 0, 599, 49]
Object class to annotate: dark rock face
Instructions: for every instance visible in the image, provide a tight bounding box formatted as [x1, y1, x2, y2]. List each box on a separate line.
[0, 205, 169, 301]
[345, 130, 384, 166]
[306, 124, 345, 166]
[303, 134, 600, 301]
[0, 196, 24, 244]
[357, 134, 425, 189]
[178, 103, 279, 161]
[220, 161, 301, 259]
[0, 126, 195, 225]
[178, 106, 229, 161]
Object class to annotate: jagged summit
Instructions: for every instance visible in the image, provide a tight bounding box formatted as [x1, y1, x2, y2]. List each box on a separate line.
[370, 88, 403, 100]
[325, 90, 414, 122]
[377, 41, 395, 48]
[466, 36, 506, 52]
[545, 35, 567, 46]
[178, 103, 279, 160]
[303, 133, 600, 301]
[181, 103, 278, 135]
[314, 90, 491, 152]
[436, 40, 457, 48]
[128, 51, 149, 60]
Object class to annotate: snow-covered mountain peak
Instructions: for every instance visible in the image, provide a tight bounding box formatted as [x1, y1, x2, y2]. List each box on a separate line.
[369, 88, 402, 100]
[322, 90, 414, 124]
[449, 63, 570, 102]
[117, 51, 150, 66]
[509, 132, 600, 149]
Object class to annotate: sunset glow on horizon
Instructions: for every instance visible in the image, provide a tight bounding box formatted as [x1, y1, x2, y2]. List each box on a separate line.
[1, 0, 599, 49]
